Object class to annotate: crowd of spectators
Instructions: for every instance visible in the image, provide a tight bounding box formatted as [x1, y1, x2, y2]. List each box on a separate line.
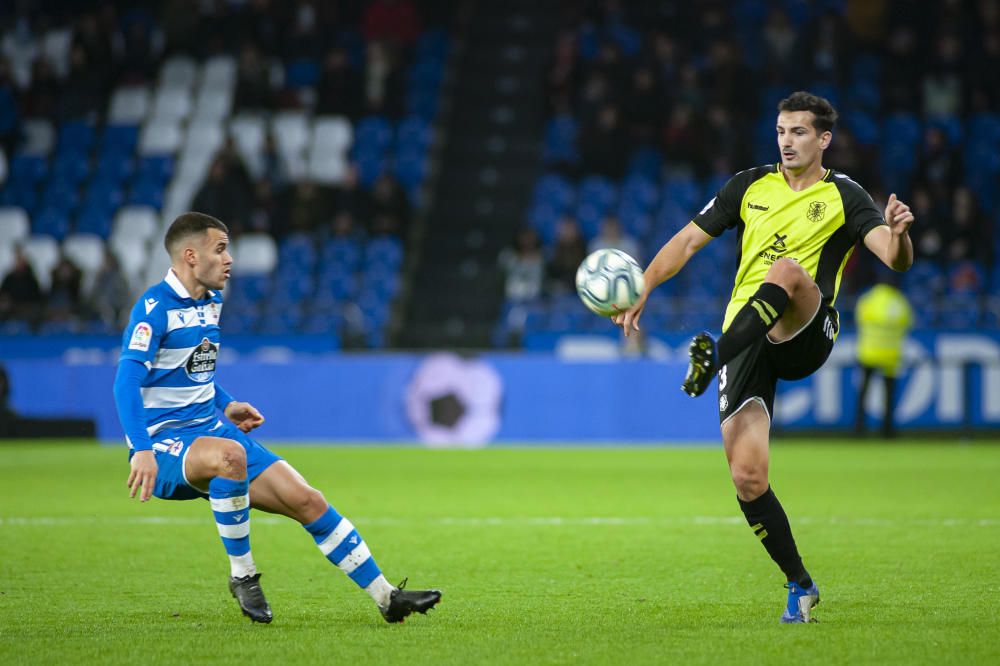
[503, 0, 1000, 334]
[0, 0, 435, 334]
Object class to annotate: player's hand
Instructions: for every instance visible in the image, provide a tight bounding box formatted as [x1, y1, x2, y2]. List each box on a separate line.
[612, 293, 648, 338]
[885, 193, 914, 235]
[225, 401, 265, 433]
[127, 450, 158, 502]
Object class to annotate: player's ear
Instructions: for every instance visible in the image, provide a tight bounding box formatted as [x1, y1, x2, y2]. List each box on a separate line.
[819, 130, 832, 150]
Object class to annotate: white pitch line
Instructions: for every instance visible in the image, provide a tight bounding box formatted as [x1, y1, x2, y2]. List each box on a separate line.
[0, 516, 997, 527]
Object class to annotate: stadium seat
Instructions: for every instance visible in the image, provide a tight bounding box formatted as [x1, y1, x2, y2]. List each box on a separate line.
[272, 111, 311, 160]
[307, 150, 348, 184]
[74, 205, 114, 238]
[183, 120, 225, 158]
[353, 116, 393, 155]
[62, 233, 106, 278]
[0, 206, 29, 246]
[159, 55, 199, 89]
[42, 27, 73, 77]
[232, 234, 277, 275]
[19, 234, 59, 290]
[19, 119, 55, 156]
[99, 124, 140, 158]
[200, 55, 237, 92]
[139, 118, 183, 155]
[152, 85, 194, 122]
[111, 206, 159, 244]
[108, 86, 152, 125]
[192, 87, 232, 123]
[313, 116, 354, 153]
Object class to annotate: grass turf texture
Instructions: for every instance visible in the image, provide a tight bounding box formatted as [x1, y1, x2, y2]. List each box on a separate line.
[1, 441, 998, 665]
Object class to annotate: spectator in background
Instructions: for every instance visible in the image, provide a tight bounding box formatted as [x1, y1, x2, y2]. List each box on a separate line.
[235, 44, 273, 111]
[88, 248, 131, 329]
[0, 248, 42, 325]
[364, 41, 404, 117]
[579, 104, 628, 179]
[546, 216, 587, 295]
[624, 64, 666, 144]
[363, 0, 422, 46]
[762, 8, 797, 75]
[47, 252, 83, 322]
[923, 31, 964, 118]
[0, 362, 15, 427]
[0, 58, 19, 157]
[22, 58, 60, 119]
[59, 44, 106, 121]
[948, 187, 992, 265]
[499, 228, 544, 303]
[286, 180, 328, 235]
[588, 215, 640, 262]
[118, 13, 160, 84]
[368, 173, 410, 237]
[259, 133, 289, 190]
[316, 47, 364, 119]
[193, 155, 253, 234]
[854, 281, 913, 438]
[248, 179, 282, 235]
[909, 186, 945, 263]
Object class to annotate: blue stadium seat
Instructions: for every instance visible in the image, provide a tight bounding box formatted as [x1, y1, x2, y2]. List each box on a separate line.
[394, 148, 427, 192]
[626, 147, 663, 180]
[882, 114, 922, 147]
[542, 115, 579, 165]
[279, 233, 318, 272]
[42, 180, 80, 212]
[317, 267, 359, 301]
[354, 152, 387, 187]
[9, 154, 48, 184]
[405, 87, 439, 120]
[532, 173, 575, 211]
[285, 59, 320, 88]
[33, 207, 72, 240]
[0, 180, 37, 210]
[127, 178, 164, 209]
[75, 206, 114, 238]
[845, 110, 879, 146]
[321, 237, 362, 272]
[363, 265, 401, 299]
[664, 177, 701, 211]
[620, 174, 659, 212]
[134, 155, 174, 183]
[396, 116, 431, 151]
[51, 156, 90, 185]
[927, 115, 964, 146]
[100, 125, 139, 156]
[353, 116, 393, 156]
[365, 236, 404, 269]
[57, 121, 95, 153]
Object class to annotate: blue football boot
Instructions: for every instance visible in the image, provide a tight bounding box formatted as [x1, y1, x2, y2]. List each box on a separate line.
[780, 581, 820, 623]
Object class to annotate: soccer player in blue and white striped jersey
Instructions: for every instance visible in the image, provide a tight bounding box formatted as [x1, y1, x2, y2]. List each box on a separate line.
[113, 212, 440, 624]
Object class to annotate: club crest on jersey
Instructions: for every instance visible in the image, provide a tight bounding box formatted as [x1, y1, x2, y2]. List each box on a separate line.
[806, 201, 827, 222]
[185, 337, 219, 382]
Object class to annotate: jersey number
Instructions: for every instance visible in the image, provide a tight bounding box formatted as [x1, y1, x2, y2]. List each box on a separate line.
[718, 365, 728, 390]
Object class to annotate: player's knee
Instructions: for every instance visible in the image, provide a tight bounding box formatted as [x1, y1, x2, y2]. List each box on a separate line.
[300, 488, 328, 518]
[730, 465, 768, 498]
[766, 258, 807, 293]
[215, 439, 247, 478]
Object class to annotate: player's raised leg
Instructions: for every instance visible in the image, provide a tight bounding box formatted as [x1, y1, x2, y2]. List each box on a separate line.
[683, 258, 822, 397]
[722, 402, 819, 623]
[185, 437, 272, 623]
[249, 461, 441, 623]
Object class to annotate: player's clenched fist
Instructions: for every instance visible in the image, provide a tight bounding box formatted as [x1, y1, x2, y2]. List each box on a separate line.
[225, 401, 265, 433]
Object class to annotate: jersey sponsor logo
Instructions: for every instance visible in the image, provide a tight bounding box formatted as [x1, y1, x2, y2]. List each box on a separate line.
[770, 232, 788, 253]
[747, 202, 769, 211]
[185, 337, 219, 382]
[128, 322, 153, 351]
[807, 201, 827, 222]
[144, 298, 159, 314]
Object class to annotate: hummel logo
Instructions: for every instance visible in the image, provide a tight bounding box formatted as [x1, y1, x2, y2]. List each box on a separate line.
[144, 298, 158, 314]
[748, 202, 769, 211]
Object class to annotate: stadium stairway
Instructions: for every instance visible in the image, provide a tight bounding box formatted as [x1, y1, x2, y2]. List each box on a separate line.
[395, 1, 558, 348]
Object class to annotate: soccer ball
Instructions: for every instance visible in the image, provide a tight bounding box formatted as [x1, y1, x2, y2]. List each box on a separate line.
[575, 249, 645, 317]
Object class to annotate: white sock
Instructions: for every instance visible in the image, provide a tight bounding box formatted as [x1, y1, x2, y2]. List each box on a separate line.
[365, 574, 395, 609]
[230, 552, 257, 579]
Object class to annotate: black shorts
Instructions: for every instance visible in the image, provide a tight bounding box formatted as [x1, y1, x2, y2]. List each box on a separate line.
[717, 304, 839, 425]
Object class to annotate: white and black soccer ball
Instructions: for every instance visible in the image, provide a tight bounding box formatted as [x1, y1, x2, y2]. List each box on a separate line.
[575, 248, 645, 317]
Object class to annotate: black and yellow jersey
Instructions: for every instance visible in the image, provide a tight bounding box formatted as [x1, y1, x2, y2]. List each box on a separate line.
[692, 164, 886, 331]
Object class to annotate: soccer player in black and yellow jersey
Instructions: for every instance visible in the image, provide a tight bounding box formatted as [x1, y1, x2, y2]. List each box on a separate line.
[614, 91, 915, 623]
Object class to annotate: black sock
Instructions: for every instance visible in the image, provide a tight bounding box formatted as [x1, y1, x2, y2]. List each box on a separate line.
[717, 283, 790, 365]
[738, 486, 811, 587]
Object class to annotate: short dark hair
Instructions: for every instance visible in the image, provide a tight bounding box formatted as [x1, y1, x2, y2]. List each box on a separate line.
[777, 91, 838, 134]
[164, 212, 228, 257]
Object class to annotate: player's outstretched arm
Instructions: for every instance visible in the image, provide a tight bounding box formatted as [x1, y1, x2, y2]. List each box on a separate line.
[864, 193, 914, 272]
[614, 222, 713, 336]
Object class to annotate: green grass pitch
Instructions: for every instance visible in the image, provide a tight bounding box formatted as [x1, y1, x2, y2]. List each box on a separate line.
[1, 440, 998, 665]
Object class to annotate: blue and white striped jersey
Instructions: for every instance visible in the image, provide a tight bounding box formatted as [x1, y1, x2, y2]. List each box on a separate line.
[119, 270, 224, 445]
